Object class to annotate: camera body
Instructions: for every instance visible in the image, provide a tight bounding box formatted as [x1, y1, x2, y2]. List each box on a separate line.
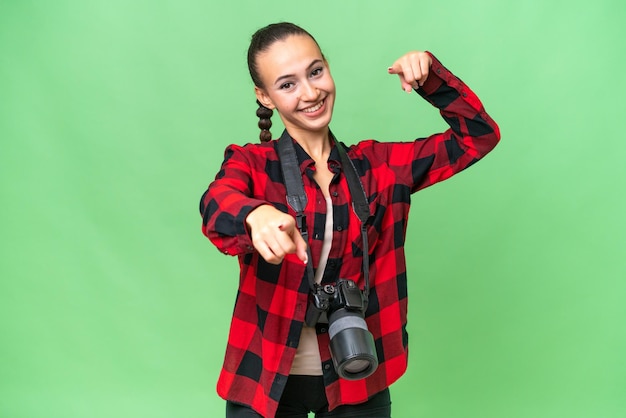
[305, 279, 378, 380]
[305, 279, 367, 326]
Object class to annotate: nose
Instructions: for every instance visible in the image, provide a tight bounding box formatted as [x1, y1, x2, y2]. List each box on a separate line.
[300, 80, 319, 102]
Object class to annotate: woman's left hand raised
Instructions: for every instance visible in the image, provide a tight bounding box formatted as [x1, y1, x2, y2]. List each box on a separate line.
[388, 51, 432, 93]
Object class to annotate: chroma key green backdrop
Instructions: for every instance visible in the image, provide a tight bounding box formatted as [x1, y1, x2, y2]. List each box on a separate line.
[1, 1, 625, 417]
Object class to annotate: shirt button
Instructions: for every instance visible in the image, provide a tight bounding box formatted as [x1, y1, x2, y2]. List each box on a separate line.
[320, 327, 327, 334]
[337, 226, 343, 231]
[324, 364, 331, 370]
[332, 191, 338, 197]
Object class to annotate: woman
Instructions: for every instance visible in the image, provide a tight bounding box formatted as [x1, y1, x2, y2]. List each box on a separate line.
[200, 22, 500, 418]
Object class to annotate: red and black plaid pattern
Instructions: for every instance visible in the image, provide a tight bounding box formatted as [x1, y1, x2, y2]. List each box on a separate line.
[199, 53, 500, 417]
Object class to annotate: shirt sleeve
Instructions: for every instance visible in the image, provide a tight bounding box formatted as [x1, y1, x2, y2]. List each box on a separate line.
[199, 144, 268, 256]
[373, 51, 501, 192]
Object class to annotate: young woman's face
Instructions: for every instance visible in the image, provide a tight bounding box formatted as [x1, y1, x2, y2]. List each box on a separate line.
[255, 34, 336, 139]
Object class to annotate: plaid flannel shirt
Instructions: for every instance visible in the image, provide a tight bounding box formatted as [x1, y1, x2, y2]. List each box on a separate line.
[199, 53, 500, 417]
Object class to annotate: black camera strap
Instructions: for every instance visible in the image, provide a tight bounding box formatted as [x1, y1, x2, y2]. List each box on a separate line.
[277, 132, 316, 287]
[335, 140, 371, 298]
[277, 131, 371, 297]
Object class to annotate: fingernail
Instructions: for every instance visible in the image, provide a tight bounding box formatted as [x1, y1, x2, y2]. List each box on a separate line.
[303, 255, 308, 264]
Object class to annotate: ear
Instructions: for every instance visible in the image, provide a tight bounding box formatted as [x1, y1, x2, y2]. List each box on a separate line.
[255, 87, 275, 110]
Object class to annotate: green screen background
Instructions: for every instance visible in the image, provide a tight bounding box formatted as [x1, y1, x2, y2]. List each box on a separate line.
[1, 1, 625, 417]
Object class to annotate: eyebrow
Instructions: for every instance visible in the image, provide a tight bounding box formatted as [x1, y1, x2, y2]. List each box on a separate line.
[273, 59, 323, 86]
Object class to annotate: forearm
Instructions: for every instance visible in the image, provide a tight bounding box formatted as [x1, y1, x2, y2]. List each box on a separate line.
[199, 145, 268, 255]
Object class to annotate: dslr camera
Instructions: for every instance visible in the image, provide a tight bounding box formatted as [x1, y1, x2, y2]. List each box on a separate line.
[305, 278, 378, 380]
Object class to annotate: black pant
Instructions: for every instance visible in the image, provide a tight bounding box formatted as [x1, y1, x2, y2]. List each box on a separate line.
[226, 375, 391, 418]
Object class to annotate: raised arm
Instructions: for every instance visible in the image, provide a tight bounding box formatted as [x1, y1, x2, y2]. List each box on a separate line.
[379, 51, 500, 191]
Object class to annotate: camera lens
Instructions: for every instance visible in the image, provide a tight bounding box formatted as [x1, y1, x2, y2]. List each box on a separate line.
[328, 309, 378, 380]
[344, 359, 370, 374]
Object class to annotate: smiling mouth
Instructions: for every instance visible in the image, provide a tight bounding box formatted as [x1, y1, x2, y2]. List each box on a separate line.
[302, 99, 324, 113]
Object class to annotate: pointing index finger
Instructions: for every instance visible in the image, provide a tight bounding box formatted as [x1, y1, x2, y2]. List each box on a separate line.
[387, 61, 406, 75]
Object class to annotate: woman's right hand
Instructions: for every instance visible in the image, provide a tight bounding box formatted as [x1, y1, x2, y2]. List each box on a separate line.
[246, 205, 308, 265]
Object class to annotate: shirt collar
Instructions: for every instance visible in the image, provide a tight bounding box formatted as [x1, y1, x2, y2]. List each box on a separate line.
[278, 129, 344, 174]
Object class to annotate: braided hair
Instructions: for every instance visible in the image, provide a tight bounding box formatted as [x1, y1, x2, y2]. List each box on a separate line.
[247, 22, 322, 142]
[256, 100, 273, 142]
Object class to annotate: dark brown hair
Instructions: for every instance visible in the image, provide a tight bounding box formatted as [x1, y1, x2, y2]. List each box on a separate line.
[247, 22, 322, 142]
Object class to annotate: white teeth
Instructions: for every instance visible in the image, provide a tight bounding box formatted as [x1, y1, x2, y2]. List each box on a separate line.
[303, 100, 323, 113]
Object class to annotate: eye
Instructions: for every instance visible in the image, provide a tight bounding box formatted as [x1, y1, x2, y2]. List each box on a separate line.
[310, 67, 323, 77]
[280, 82, 294, 90]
